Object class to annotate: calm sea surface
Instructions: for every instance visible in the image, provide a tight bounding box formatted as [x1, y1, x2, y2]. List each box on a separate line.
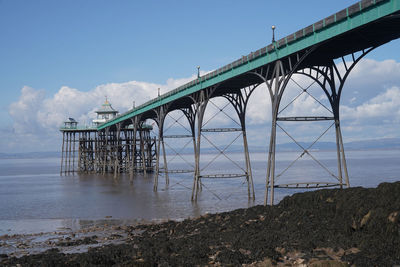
[0, 150, 399, 235]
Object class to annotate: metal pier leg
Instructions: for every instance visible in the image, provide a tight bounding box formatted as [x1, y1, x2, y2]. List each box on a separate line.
[94, 133, 98, 173]
[60, 132, 65, 175]
[78, 132, 82, 173]
[68, 132, 72, 174]
[131, 118, 137, 180]
[94, 132, 98, 173]
[140, 129, 147, 177]
[334, 120, 344, 188]
[72, 132, 76, 173]
[153, 105, 168, 190]
[265, 114, 278, 206]
[192, 125, 200, 200]
[192, 93, 208, 201]
[103, 128, 109, 175]
[92, 133, 96, 173]
[242, 128, 255, 200]
[255, 58, 302, 206]
[154, 132, 161, 191]
[65, 133, 69, 174]
[269, 119, 277, 206]
[264, 123, 274, 205]
[191, 134, 198, 201]
[161, 137, 169, 185]
[265, 61, 285, 206]
[83, 132, 86, 173]
[126, 130, 132, 180]
[337, 123, 350, 187]
[113, 140, 118, 178]
[122, 130, 127, 174]
[85, 132, 89, 173]
[114, 125, 121, 179]
[98, 132, 102, 173]
[193, 124, 201, 201]
[128, 130, 132, 179]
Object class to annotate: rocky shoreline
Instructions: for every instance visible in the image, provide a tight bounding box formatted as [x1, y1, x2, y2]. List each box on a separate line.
[1, 182, 399, 266]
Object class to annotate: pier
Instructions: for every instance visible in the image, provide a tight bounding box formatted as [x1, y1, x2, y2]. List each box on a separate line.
[60, 100, 157, 178]
[60, 0, 400, 205]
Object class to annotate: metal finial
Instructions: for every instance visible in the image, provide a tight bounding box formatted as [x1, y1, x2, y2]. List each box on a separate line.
[133, 101, 135, 108]
[271, 25, 276, 43]
[158, 88, 160, 97]
[197, 66, 200, 78]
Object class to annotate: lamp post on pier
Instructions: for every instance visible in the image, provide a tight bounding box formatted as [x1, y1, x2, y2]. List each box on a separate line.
[271, 25, 276, 43]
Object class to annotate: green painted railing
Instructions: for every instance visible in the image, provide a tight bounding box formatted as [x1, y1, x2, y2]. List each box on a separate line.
[60, 125, 97, 131]
[99, 0, 399, 130]
[60, 123, 153, 132]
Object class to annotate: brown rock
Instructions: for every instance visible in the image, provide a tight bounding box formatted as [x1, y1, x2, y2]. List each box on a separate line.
[294, 258, 306, 265]
[351, 219, 357, 230]
[360, 211, 372, 227]
[388, 211, 399, 223]
[275, 247, 286, 255]
[326, 197, 334, 203]
[239, 248, 251, 256]
[345, 247, 361, 255]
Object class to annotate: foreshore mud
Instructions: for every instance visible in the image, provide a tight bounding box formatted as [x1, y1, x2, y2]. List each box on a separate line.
[1, 182, 399, 266]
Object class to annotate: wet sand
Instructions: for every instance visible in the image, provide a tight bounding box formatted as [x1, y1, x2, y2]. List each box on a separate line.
[1, 181, 399, 266]
[0, 218, 172, 258]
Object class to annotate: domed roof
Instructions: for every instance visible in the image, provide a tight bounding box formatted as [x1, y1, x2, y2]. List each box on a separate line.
[96, 98, 118, 114]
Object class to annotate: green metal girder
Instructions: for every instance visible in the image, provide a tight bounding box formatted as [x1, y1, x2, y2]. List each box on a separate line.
[99, 0, 400, 130]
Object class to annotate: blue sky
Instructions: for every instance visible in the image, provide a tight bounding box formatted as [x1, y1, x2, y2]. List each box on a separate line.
[1, 0, 400, 152]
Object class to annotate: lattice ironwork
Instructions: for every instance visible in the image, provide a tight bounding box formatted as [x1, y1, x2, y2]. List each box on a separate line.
[200, 174, 247, 179]
[201, 128, 242, 132]
[275, 182, 343, 189]
[277, 116, 334, 121]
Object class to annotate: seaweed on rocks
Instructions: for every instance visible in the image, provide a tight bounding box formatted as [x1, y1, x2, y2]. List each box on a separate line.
[1, 181, 399, 266]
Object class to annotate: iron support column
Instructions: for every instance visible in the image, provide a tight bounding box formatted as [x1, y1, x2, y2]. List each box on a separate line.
[60, 132, 65, 174]
[114, 124, 121, 179]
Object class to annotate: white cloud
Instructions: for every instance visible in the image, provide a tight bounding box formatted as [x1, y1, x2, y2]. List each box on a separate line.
[4, 58, 400, 153]
[341, 58, 400, 105]
[341, 86, 400, 124]
[247, 84, 271, 124]
[4, 76, 198, 152]
[349, 59, 400, 82]
[9, 86, 45, 135]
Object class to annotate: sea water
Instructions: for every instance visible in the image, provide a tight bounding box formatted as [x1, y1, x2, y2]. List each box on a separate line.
[0, 150, 399, 235]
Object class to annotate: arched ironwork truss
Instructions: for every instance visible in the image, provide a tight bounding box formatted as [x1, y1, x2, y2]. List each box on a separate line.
[191, 84, 258, 201]
[248, 45, 377, 205]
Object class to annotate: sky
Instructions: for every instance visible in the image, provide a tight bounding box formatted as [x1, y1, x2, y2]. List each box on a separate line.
[1, 0, 400, 153]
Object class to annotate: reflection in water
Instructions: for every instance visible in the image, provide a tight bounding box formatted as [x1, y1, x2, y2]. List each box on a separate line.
[0, 150, 399, 235]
